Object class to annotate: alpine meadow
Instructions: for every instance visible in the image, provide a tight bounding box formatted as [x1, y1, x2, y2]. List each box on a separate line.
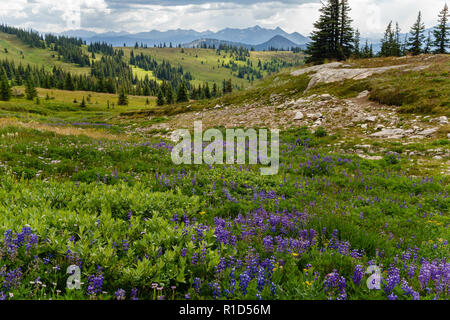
[0, 0, 448, 307]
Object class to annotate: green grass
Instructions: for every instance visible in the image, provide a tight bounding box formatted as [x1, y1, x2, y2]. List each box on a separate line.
[0, 32, 90, 75]
[121, 47, 305, 88]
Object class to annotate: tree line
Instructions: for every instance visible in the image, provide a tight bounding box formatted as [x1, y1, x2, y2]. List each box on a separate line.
[306, 1, 449, 63]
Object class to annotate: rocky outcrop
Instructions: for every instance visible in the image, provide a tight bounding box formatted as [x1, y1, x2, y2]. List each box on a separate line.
[291, 62, 429, 90]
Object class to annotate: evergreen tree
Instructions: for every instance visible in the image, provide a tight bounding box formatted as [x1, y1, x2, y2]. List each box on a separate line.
[338, 0, 354, 59]
[176, 81, 189, 103]
[0, 68, 11, 101]
[117, 87, 128, 106]
[424, 32, 433, 54]
[306, 0, 338, 63]
[166, 85, 175, 104]
[64, 73, 75, 91]
[306, 0, 354, 63]
[226, 79, 233, 94]
[80, 96, 86, 108]
[353, 29, 361, 58]
[25, 79, 37, 100]
[407, 11, 426, 55]
[379, 21, 402, 57]
[157, 89, 165, 106]
[433, 4, 449, 54]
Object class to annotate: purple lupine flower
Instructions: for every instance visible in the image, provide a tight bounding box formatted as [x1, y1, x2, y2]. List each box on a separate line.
[130, 288, 138, 300]
[384, 267, 401, 295]
[194, 277, 202, 294]
[262, 236, 274, 252]
[239, 271, 251, 295]
[353, 265, 364, 286]
[257, 267, 266, 292]
[115, 289, 126, 300]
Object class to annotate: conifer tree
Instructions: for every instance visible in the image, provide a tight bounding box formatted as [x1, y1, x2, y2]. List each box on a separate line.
[338, 0, 354, 59]
[353, 29, 361, 58]
[166, 85, 175, 104]
[157, 89, 165, 106]
[176, 81, 189, 103]
[117, 87, 128, 106]
[80, 96, 86, 108]
[407, 11, 426, 55]
[433, 4, 449, 54]
[25, 79, 37, 100]
[306, 0, 354, 63]
[0, 68, 11, 101]
[424, 32, 433, 54]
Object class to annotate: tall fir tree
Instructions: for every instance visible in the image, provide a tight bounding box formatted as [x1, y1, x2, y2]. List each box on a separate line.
[353, 29, 361, 58]
[157, 89, 165, 106]
[0, 68, 11, 101]
[338, 0, 354, 59]
[117, 87, 128, 106]
[424, 32, 433, 54]
[306, 0, 354, 63]
[176, 81, 189, 103]
[407, 11, 426, 55]
[25, 78, 37, 100]
[433, 4, 449, 54]
[380, 21, 402, 57]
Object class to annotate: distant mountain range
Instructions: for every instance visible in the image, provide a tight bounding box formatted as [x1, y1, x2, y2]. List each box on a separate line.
[184, 35, 306, 51]
[59, 26, 310, 51]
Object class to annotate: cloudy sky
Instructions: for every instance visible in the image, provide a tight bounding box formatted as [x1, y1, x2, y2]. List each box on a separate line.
[0, 0, 447, 37]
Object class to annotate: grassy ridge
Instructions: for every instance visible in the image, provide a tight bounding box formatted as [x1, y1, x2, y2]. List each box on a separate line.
[121, 47, 305, 88]
[0, 32, 91, 75]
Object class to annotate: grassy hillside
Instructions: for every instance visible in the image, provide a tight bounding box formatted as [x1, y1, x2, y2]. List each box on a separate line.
[121, 47, 305, 87]
[0, 32, 91, 75]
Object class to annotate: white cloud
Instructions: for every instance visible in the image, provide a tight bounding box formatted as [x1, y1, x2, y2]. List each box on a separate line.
[0, 0, 447, 37]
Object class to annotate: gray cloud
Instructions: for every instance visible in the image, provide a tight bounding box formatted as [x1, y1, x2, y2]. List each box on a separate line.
[0, 0, 446, 38]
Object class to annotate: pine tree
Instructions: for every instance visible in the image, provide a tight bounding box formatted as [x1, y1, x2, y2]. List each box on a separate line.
[176, 81, 189, 103]
[157, 89, 165, 106]
[407, 11, 426, 55]
[80, 96, 86, 108]
[117, 87, 128, 106]
[306, 0, 353, 63]
[226, 79, 232, 94]
[353, 29, 361, 58]
[25, 79, 37, 100]
[64, 73, 75, 91]
[166, 85, 175, 104]
[338, 0, 354, 59]
[0, 68, 11, 101]
[424, 32, 433, 54]
[306, 0, 338, 63]
[433, 4, 449, 54]
[379, 21, 402, 57]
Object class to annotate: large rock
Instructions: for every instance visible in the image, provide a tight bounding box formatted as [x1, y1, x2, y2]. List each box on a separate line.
[370, 128, 406, 139]
[291, 61, 424, 91]
[417, 128, 439, 137]
[438, 116, 448, 124]
[294, 111, 304, 120]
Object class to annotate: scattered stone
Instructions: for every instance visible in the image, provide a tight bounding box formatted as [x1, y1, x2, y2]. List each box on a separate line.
[370, 128, 406, 139]
[438, 116, 448, 124]
[294, 111, 304, 120]
[318, 94, 333, 101]
[307, 113, 323, 120]
[417, 128, 439, 137]
[365, 116, 377, 122]
[357, 90, 370, 99]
